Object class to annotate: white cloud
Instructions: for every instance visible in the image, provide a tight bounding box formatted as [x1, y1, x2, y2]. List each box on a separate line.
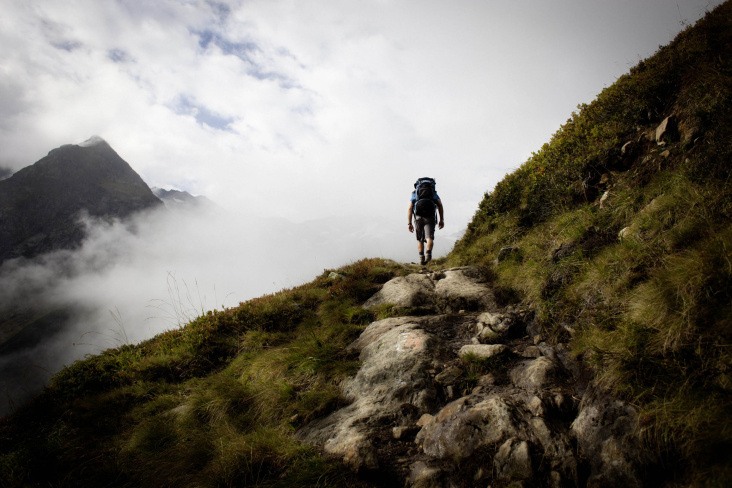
[1, 0, 722, 227]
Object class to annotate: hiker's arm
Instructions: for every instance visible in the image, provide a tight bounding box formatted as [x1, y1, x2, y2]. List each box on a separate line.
[436, 199, 444, 229]
[407, 202, 414, 232]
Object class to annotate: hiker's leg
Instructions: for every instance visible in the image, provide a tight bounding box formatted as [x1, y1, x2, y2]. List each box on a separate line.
[417, 241, 425, 253]
[424, 238, 433, 264]
[423, 219, 436, 264]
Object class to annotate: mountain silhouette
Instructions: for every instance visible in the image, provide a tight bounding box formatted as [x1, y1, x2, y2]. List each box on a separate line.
[0, 136, 161, 263]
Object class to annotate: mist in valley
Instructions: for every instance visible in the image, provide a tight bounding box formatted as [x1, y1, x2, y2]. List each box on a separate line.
[0, 200, 458, 415]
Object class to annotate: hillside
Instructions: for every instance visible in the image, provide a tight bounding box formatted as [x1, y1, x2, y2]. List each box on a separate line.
[1, 3, 731, 487]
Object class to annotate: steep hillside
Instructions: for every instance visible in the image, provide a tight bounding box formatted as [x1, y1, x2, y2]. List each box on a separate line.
[448, 2, 732, 484]
[1, 3, 731, 487]
[0, 136, 161, 263]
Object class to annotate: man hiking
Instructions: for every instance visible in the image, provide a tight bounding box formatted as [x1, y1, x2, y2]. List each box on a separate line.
[407, 177, 444, 265]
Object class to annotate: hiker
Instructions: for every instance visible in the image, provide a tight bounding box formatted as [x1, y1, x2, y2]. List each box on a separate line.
[407, 177, 444, 265]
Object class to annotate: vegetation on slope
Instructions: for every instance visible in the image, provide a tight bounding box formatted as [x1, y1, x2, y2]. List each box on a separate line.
[448, 2, 732, 484]
[1, 258, 408, 487]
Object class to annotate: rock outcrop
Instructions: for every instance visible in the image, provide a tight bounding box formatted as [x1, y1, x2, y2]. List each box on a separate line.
[298, 266, 651, 487]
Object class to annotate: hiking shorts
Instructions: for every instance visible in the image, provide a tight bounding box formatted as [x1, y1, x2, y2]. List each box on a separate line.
[415, 216, 435, 243]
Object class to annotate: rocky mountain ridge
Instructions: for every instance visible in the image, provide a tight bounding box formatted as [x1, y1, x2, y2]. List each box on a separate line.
[298, 266, 646, 487]
[152, 187, 215, 211]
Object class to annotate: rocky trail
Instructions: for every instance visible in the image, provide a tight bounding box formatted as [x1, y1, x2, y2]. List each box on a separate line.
[298, 267, 651, 487]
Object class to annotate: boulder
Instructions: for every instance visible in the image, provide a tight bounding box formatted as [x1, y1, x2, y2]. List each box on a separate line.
[475, 311, 516, 344]
[346, 316, 421, 352]
[571, 384, 647, 487]
[459, 344, 508, 359]
[655, 115, 678, 144]
[494, 438, 533, 481]
[434, 366, 463, 385]
[363, 266, 497, 314]
[509, 357, 562, 391]
[433, 267, 496, 312]
[363, 273, 435, 310]
[416, 395, 517, 459]
[298, 323, 443, 470]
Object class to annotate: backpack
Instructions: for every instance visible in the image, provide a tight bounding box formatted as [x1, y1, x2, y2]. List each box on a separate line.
[413, 177, 437, 219]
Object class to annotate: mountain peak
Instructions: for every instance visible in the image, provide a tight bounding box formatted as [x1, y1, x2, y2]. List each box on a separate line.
[77, 135, 108, 148]
[0, 139, 161, 262]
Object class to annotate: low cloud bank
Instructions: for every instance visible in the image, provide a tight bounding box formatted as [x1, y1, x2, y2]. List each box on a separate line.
[0, 204, 458, 415]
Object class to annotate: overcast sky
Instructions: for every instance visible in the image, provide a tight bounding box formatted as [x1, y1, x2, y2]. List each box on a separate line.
[0, 0, 723, 229]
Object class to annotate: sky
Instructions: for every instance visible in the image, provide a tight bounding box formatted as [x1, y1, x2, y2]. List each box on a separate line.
[0, 0, 723, 227]
[0, 0, 725, 413]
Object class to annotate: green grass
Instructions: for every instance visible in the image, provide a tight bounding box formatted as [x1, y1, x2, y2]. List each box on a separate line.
[0, 258, 408, 487]
[447, 3, 732, 484]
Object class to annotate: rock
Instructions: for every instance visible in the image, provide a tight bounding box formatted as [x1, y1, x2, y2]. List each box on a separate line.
[477, 312, 511, 333]
[571, 384, 646, 487]
[522, 346, 542, 358]
[417, 413, 434, 427]
[363, 273, 435, 310]
[303, 264, 648, 485]
[599, 191, 610, 208]
[297, 323, 443, 470]
[363, 266, 496, 314]
[327, 271, 345, 281]
[529, 417, 579, 486]
[477, 328, 502, 344]
[459, 344, 508, 360]
[416, 395, 517, 459]
[435, 366, 463, 385]
[475, 312, 516, 343]
[655, 115, 678, 144]
[494, 438, 533, 481]
[509, 357, 561, 391]
[433, 267, 497, 312]
[345, 325, 440, 410]
[527, 396, 544, 417]
[618, 226, 636, 242]
[477, 373, 497, 388]
[660, 149, 670, 158]
[346, 316, 416, 352]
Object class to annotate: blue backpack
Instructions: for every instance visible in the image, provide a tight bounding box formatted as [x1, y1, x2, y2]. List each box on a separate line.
[414, 177, 437, 218]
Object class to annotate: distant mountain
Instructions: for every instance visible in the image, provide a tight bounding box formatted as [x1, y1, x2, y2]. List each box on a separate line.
[152, 187, 215, 211]
[0, 136, 162, 263]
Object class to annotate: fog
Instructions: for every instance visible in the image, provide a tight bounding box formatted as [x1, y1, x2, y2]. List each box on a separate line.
[0, 201, 458, 415]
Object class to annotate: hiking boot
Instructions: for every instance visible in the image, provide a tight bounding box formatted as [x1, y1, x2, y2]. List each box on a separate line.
[424, 253, 432, 265]
[419, 255, 426, 266]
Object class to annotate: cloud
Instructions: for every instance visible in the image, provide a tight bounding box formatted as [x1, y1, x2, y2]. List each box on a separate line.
[0, 0, 722, 231]
[0, 198, 457, 415]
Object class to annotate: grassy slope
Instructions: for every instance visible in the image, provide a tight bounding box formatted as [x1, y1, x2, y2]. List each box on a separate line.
[1, 258, 409, 487]
[1, 3, 731, 487]
[448, 2, 732, 484]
